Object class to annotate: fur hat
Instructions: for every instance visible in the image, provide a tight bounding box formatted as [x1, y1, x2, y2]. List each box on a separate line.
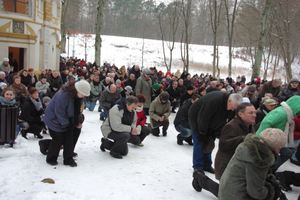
[290, 77, 299, 83]
[75, 80, 91, 96]
[3, 58, 9, 62]
[260, 128, 287, 149]
[124, 85, 132, 93]
[153, 83, 160, 90]
[143, 68, 152, 75]
[42, 96, 51, 104]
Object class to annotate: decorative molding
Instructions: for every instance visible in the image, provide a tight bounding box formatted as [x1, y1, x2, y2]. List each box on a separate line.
[44, 1, 53, 22]
[0, 22, 11, 32]
[25, 24, 37, 36]
[0, 32, 37, 41]
[37, 11, 43, 20]
[0, 40, 35, 45]
[40, 41, 44, 44]
[52, 17, 60, 25]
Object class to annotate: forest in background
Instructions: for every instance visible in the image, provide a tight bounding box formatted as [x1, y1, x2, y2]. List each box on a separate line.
[61, 0, 300, 81]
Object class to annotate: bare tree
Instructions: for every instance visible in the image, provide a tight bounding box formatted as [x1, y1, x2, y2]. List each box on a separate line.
[271, 0, 300, 81]
[224, 0, 240, 76]
[251, 0, 272, 80]
[157, 1, 180, 72]
[95, 0, 105, 66]
[209, 0, 223, 78]
[60, 0, 70, 53]
[180, 0, 192, 73]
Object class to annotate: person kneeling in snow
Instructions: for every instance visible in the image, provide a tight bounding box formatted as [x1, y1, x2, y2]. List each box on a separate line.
[100, 96, 138, 159]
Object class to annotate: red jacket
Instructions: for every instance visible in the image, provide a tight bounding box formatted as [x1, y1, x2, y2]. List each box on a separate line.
[136, 110, 146, 127]
[294, 117, 300, 140]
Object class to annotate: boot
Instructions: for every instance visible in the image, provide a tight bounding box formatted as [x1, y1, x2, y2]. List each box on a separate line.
[276, 172, 292, 191]
[39, 140, 48, 155]
[21, 130, 28, 140]
[192, 169, 204, 192]
[177, 134, 183, 145]
[35, 132, 43, 139]
[64, 159, 77, 167]
[152, 128, 160, 137]
[100, 138, 106, 152]
[185, 136, 193, 146]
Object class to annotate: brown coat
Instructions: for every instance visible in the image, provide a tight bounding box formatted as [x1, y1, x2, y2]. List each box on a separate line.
[214, 116, 255, 180]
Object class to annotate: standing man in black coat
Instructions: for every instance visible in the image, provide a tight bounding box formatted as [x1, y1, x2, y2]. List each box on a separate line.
[188, 91, 243, 174]
[166, 80, 181, 113]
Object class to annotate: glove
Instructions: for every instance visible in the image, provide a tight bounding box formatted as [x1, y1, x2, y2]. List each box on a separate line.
[266, 174, 288, 200]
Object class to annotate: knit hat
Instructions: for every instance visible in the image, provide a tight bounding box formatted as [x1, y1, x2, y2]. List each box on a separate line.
[143, 68, 152, 75]
[3, 58, 9, 62]
[75, 80, 91, 96]
[158, 70, 162, 75]
[159, 92, 169, 102]
[0, 82, 7, 88]
[42, 96, 51, 104]
[290, 77, 299, 83]
[260, 128, 287, 149]
[263, 98, 277, 106]
[153, 83, 160, 90]
[116, 79, 121, 84]
[124, 85, 132, 93]
[186, 85, 194, 91]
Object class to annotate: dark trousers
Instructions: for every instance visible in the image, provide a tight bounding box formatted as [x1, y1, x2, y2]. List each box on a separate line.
[152, 119, 169, 135]
[46, 128, 73, 164]
[40, 128, 81, 154]
[26, 122, 43, 135]
[103, 131, 130, 156]
[171, 101, 179, 111]
[128, 126, 151, 145]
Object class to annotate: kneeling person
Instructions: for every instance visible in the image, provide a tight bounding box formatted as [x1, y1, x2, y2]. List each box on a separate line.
[100, 96, 138, 159]
[174, 94, 201, 145]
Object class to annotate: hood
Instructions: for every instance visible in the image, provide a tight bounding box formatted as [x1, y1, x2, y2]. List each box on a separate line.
[286, 95, 300, 116]
[182, 98, 192, 107]
[234, 134, 275, 168]
[105, 85, 112, 93]
[115, 97, 127, 111]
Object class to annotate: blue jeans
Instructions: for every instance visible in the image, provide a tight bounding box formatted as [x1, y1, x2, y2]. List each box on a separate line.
[192, 129, 212, 170]
[85, 100, 102, 111]
[272, 147, 294, 172]
[175, 125, 191, 140]
[100, 109, 109, 119]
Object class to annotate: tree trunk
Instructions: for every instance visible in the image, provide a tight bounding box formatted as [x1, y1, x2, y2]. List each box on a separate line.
[252, 0, 271, 81]
[60, 0, 70, 53]
[95, 0, 105, 66]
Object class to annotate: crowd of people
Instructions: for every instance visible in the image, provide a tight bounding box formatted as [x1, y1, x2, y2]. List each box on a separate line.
[1, 56, 300, 199]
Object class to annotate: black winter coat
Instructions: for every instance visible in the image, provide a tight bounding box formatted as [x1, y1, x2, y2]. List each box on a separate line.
[19, 97, 44, 124]
[166, 86, 181, 102]
[188, 91, 235, 142]
[174, 98, 192, 128]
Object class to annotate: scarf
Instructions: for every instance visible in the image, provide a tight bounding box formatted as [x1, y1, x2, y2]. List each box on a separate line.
[29, 96, 42, 111]
[0, 96, 16, 105]
[281, 101, 294, 146]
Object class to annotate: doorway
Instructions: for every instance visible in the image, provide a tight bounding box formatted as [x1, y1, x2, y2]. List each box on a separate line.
[8, 47, 24, 72]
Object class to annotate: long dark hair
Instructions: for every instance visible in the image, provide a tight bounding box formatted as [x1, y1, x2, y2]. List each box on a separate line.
[61, 81, 77, 98]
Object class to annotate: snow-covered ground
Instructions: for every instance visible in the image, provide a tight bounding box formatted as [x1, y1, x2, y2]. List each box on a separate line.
[63, 35, 298, 83]
[0, 107, 299, 200]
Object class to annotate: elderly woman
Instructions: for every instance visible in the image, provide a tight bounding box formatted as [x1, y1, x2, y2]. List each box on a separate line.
[9, 75, 29, 105]
[44, 80, 90, 167]
[19, 87, 44, 139]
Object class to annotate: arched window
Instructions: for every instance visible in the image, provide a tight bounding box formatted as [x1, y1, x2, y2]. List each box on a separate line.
[2, 0, 29, 15]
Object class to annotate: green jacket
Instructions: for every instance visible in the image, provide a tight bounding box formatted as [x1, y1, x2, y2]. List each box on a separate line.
[256, 95, 300, 136]
[149, 94, 171, 128]
[219, 134, 275, 200]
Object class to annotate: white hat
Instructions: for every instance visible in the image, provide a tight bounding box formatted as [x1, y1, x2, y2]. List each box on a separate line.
[75, 80, 91, 96]
[3, 58, 9, 62]
[242, 97, 250, 103]
[260, 128, 287, 149]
